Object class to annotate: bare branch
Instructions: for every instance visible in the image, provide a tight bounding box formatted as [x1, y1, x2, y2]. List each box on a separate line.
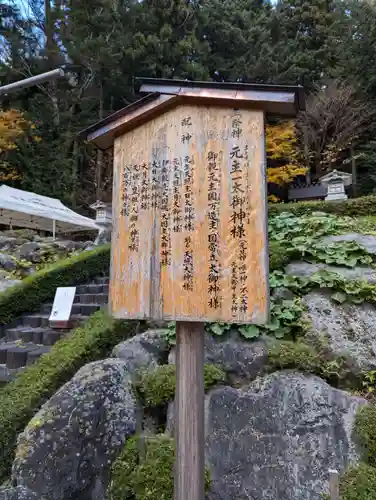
[296, 79, 376, 176]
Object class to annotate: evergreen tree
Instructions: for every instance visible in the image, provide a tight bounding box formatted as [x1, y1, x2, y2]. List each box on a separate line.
[271, 0, 338, 87]
[3, 0, 376, 207]
[334, 0, 376, 98]
[131, 0, 209, 80]
[198, 0, 273, 83]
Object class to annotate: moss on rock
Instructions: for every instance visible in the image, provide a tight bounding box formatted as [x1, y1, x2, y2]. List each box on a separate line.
[355, 406, 376, 466]
[0, 310, 140, 483]
[268, 340, 322, 372]
[339, 463, 376, 500]
[268, 196, 376, 218]
[269, 240, 291, 271]
[109, 434, 210, 500]
[267, 340, 354, 387]
[136, 364, 226, 407]
[336, 388, 376, 498]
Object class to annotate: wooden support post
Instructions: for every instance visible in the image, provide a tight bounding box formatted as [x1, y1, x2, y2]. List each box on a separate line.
[351, 144, 357, 198]
[329, 469, 340, 500]
[175, 321, 205, 500]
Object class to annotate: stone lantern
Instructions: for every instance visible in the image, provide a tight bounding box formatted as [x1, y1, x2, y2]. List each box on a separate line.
[90, 200, 112, 245]
[320, 170, 352, 201]
[90, 200, 112, 225]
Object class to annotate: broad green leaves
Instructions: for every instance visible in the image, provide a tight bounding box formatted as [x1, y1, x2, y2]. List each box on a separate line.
[269, 212, 373, 268]
[165, 212, 376, 345]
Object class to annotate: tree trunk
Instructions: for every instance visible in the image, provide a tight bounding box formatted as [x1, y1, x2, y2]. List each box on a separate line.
[72, 140, 78, 208]
[351, 144, 357, 198]
[44, 0, 52, 62]
[45, 0, 60, 128]
[96, 79, 104, 201]
[303, 128, 311, 184]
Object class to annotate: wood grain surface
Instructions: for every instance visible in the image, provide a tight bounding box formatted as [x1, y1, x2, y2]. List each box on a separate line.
[175, 322, 205, 500]
[110, 103, 269, 324]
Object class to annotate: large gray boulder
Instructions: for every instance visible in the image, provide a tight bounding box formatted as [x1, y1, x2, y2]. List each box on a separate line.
[0, 487, 38, 500]
[286, 261, 376, 284]
[0, 236, 18, 251]
[53, 240, 85, 252]
[205, 372, 367, 500]
[0, 253, 16, 271]
[303, 291, 376, 371]
[112, 328, 169, 373]
[322, 232, 376, 254]
[15, 242, 40, 262]
[12, 359, 137, 500]
[169, 331, 267, 380]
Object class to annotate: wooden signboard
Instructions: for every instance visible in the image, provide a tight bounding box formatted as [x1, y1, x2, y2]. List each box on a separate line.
[110, 104, 269, 325]
[81, 78, 305, 500]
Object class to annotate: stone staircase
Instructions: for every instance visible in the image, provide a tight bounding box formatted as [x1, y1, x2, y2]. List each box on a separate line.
[0, 277, 109, 382]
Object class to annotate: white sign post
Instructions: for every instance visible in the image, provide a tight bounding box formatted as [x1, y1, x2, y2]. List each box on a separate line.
[49, 287, 76, 329]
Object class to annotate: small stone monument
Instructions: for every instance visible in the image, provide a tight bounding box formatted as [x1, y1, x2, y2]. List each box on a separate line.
[320, 169, 352, 201]
[90, 200, 112, 245]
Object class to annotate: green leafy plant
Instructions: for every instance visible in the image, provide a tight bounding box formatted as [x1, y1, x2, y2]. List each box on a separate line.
[269, 270, 302, 292]
[238, 324, 261, 339]
[238, 298, 306, 340]
[269, 211, 352, 241]
[308, 270, 376, 305]
[0, 310, 141, 483]
[362, 370, 376, 394]
[269, 213, 373, 268]
[163, 268, 376, 347]
[206, 323, 232, 336]
[297, 240, 372, 268]
[165, 213, 376, 346]
[163, 322, 177, 345]
[271, 269, 376, 306]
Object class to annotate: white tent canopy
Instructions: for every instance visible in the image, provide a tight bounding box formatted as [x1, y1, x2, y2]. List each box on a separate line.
[0, 185, 98, 234]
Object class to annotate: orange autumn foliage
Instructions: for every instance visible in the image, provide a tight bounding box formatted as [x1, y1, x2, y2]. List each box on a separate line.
[266, 121, 308, 195]
[0, 109, 37, 181]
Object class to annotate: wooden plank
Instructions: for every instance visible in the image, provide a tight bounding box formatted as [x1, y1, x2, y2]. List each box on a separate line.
[175, 321, 205, 500]
[110, 104, 269, 324]
[329, 469, 340, 500]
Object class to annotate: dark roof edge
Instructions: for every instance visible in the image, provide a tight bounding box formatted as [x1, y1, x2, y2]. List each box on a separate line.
[136, 77, 305, 95]
[79, 79, 306, 145]
[78, 92, 161, 141]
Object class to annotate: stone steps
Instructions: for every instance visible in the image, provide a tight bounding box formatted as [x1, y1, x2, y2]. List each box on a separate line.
[0, 276, 109, 380]
[0, 342, 51, 369]
[20, 313, 87, 329]
[40, 303, 103, 316]
[5, 326, 62, 345]
[76, 284, 109, 295]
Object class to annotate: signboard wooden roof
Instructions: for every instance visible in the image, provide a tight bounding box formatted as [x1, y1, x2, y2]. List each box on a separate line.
[80, 79, 305, 150]
[81, 78, 305, 325]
